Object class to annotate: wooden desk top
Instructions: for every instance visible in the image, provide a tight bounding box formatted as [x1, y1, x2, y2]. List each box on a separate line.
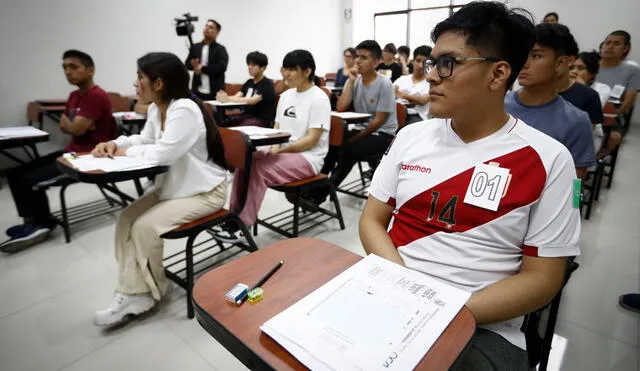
[193, 238, 476, 371]
[37, 104, 66, 112]
[248, 132, 291, 148]
[35, 99, 66, 106]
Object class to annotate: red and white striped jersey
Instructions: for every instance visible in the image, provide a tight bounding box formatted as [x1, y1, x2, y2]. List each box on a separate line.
[369, 115, 581, 349]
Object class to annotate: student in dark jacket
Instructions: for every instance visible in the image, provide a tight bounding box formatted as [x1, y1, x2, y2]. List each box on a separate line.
[185, 19, 229, 100]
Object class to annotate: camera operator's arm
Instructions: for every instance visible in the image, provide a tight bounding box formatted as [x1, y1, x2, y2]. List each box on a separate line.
[185, 45, 196, 71]
[201, 46, 228, 76]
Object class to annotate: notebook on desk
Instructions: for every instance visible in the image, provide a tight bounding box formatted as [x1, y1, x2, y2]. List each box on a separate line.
[229, 126, 286, 139]
[261, 254, 471, 371]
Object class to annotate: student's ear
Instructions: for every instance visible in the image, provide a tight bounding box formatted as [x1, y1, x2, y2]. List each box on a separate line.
[489, 61, 511, 91]
[87, 66, 95, 77]
[304, 68, 312, 80]
[153, 78, 164, 94]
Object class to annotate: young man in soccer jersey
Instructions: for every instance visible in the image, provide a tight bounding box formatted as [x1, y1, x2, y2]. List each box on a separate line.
[506, 23, 596, 179]
[360, 2, 581, 369]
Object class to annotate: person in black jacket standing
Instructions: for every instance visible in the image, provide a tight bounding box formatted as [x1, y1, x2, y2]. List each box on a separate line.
[185, 19, 229, 100]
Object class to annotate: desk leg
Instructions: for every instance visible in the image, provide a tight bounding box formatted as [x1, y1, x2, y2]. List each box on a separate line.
[134, 178, 144, 196]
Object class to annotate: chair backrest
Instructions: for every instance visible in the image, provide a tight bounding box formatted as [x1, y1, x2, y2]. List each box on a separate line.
[329, 115, 345, 146]
[325, 73, 337, 82]
[224, 83, 243, 96]
[316, 76, 326, 86]
[218, 127, 253, 213]
[602, 101, 618, 127]
[523, 258, 579, 368]
[396, 102, 408, 132]
[320, 87, 332, 100]
[108, 92, 132, 112]
[27, 101, 40, 121]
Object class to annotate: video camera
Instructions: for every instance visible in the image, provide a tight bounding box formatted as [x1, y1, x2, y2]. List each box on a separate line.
[175, 13, 199, 48]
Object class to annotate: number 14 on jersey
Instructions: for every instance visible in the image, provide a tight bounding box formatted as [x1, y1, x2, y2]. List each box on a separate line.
[463, 163, 511, 212]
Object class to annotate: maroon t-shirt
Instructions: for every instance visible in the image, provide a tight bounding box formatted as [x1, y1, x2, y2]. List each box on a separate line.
[64, 85, 117, 152]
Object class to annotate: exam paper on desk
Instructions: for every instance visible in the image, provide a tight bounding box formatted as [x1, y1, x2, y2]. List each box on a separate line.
[65, 154, 157, 172]
[261, 254, 471, 371]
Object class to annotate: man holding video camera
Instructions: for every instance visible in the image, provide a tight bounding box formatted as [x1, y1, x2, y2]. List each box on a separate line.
[185, 19, 228, 100]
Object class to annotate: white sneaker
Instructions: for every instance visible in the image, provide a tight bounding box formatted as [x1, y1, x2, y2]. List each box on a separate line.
[93, 292, 156, 326]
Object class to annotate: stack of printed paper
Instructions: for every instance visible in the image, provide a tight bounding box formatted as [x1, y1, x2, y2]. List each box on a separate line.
[261, 254, 471, 371]
[229, 126, 287, 139]
[65, 154, 156, 172]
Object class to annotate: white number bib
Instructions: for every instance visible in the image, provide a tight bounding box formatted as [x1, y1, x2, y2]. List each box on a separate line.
[463, 163, 510, 211]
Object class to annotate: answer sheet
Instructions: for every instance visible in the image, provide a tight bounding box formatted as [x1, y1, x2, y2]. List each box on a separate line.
[228, 126, 286, 138]
[65, 154, 156, 172]
[331, 111, 372, 120]
[0, 126, 48, 138]
[261, 254, 471, 371]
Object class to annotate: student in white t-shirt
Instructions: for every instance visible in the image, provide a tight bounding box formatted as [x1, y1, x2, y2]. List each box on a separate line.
[214, 50, 331, 243]
[393, 45, 432, 124]
[91, 52, 228, 327]
[360, 3, 581, 369]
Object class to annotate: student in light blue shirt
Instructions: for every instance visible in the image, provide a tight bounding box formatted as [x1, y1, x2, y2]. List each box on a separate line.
[505, 23, 595, 179]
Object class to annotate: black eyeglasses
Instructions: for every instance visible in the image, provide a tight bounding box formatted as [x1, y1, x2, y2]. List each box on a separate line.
[424, 55, 502, 78]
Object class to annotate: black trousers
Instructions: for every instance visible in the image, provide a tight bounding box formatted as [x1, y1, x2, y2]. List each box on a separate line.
[7, 150, 64, 227]
[313, 130, 393, 201]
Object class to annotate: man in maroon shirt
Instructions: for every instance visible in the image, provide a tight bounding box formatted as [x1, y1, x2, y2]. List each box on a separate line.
[1, 50, 116, 253]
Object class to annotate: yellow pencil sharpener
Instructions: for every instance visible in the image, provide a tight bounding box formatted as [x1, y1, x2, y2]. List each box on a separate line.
[247, 287, 264, 304]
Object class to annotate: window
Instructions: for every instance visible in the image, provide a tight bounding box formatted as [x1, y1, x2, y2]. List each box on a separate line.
[372, 1, 468, 53]
[374, 13, 408, 48]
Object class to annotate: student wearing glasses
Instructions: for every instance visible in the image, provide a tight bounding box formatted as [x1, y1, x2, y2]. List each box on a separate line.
[360, 2, 581, 369]
[335, 48, 356, 88]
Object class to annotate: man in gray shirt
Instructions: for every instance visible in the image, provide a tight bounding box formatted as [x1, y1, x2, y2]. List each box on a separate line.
[599, 31, 640, 118]
[309, 40, 397, 205]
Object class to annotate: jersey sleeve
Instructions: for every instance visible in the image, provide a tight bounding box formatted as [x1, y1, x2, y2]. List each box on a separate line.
[369, 129, 405, 207]
[523, 148, 581, 257]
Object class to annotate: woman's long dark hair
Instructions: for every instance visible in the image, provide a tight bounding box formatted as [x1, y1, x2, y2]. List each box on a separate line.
[137, 52, 226, 169]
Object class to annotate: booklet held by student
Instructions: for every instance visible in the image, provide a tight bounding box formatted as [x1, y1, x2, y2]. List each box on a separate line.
[260, 254, 471, 371]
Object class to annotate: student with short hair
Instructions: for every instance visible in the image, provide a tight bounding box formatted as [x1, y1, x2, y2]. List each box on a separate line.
[376, 43, 403, 82]
[542, 12, 558, 24]
[185, 19, 229, 100]
[307, 40, 397, 205]
[1, 50, 116, 253]
[505, 23, 596, 179]
[360, 3, 580, 369]
[397, 45, 412, 75]
[571, 51, 612, 107]
[393, 45, 432, 124]
[214, 50, 331, 243]
[335, 47, 356, 88]
[92, 52, 228, 326]
[216, 51, 276, 127]
[598, 30, 640, 126]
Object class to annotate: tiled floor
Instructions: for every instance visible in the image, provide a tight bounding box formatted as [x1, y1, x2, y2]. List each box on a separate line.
[0, 128, 638, 371]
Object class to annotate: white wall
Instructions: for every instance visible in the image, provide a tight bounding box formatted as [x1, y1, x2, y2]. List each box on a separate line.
[0, 0, 343, 125]
[351, 0, 640, 63]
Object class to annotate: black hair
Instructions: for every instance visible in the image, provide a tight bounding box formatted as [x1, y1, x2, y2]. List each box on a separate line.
[62, 49, 94, 68]
[577, 51, 601, 77]
[282, 49, 316, 82]
[609, 30, 632, 57]
[543, 12, 559, 21]
[343, 47, 356, 58]
[356, 40, 382, 60]
[413, 45, 432, 59]
[246, 51, 268, 67]
[383, 43, 397, 55]
[535, 23, 579, 57]
[207, 19, 221, 32]
[431, 1, 535, 89]
[398, 45, 411, 57]
[136, 52, 226, 169]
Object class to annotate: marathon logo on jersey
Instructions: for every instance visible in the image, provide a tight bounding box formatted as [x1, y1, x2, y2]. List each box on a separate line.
[284, 106, 296, 118]
[401, 163, 431, 174]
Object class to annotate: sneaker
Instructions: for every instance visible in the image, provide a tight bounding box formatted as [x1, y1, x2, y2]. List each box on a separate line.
[619, 293, 640, 313]
[0, 225, 51, 253]
[213, 226, 248, 244]
[94, 292, 156, 326]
